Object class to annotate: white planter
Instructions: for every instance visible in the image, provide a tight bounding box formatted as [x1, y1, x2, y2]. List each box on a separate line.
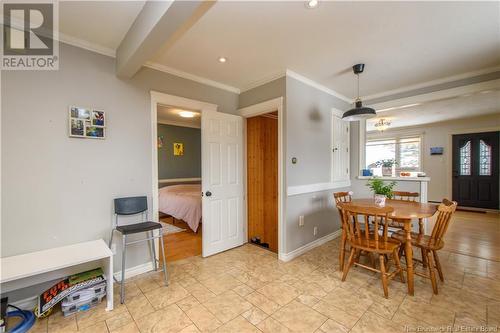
[374, 194, 386, 207]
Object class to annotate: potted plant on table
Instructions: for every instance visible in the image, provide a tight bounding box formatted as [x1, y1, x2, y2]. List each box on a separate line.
[366, 178, 397, 206]
[375, 159, 398, 177]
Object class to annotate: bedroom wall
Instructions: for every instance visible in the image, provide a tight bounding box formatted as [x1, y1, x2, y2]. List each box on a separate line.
[157, 124, 201, 180]
[1, 42, 239, 285]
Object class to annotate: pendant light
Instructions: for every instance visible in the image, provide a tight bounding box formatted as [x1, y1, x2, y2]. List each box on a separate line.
[342, 63, 376, 121]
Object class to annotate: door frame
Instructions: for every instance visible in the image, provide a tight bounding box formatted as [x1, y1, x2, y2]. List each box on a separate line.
[238, 97, 285, 260]
[150, 91, 218, 261]
[447, 126, 500, 209]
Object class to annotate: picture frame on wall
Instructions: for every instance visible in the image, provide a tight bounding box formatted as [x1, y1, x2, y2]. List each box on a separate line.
[69, 106, 106, 139]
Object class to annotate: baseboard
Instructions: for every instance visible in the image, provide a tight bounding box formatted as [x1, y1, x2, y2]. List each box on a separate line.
[10, 262, 154, 310]
[113, 261, 154, 282]
[279, 229, 342, 262]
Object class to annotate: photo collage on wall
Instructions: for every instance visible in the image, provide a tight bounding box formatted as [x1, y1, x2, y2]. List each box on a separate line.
[69, 106, 106, 139]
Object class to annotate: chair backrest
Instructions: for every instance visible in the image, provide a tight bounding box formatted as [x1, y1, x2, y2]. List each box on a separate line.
[334, 191, 352, 204]
[114, 196, 148, 216]
[429, 199, 457, 244]
[392, 191, 419, 202]
[338, 203, 394, 245]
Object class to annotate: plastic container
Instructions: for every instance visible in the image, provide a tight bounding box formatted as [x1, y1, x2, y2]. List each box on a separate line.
[61, 283, 106, 316]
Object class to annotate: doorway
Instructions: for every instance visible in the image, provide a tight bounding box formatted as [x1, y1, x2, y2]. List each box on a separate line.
[452, 131, 499, 209]
[246, 112, 278, 252]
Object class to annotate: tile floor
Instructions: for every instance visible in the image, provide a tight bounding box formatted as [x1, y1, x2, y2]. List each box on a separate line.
[31, 237, 499, 333]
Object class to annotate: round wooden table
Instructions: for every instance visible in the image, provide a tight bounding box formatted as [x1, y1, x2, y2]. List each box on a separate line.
[341, 198, 438, 296]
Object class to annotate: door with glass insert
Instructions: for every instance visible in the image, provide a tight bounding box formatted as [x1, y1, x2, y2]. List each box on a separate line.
[452, 131, 499, 209]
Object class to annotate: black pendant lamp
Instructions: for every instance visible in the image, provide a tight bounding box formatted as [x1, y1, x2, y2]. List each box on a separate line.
[342, 63, 376, 121]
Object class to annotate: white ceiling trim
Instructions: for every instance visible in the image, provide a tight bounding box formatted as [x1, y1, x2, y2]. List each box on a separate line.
[372, 78, 500, 111]
[144, 62, 241, 94]
[363, 65, 500, 101]
[157, 119, 201, 129]
[286, 70, 353, 104]
[58, 32, 116, 58]
[240, 70, 286, 93]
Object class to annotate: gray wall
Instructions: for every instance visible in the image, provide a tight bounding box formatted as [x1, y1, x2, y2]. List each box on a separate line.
[238, 77, 286, 109]
[1, 42, 238, 278]
[284, 76, 351, 253]
[157, 124, 201, 179]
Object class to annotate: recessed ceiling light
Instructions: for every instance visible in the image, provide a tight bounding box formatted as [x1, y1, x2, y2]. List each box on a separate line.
[305, 0, 319, 9]
[218, 57, 227, 63]
[179, 111, 196, 118]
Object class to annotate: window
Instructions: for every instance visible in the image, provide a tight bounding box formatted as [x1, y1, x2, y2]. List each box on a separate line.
[366, 136, 421, 171]
[479, 139, 492, 176]
[459, 140, 471, 176]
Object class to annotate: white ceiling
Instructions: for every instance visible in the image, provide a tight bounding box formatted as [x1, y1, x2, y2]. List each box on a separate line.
[157, 105, 201, 128]
[366, 89, 500, 131]
[59, 1, 145, 53]
[152, 1, 500, 98]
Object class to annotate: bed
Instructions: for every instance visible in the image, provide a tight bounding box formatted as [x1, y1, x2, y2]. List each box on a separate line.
[158, 184, 202, 233]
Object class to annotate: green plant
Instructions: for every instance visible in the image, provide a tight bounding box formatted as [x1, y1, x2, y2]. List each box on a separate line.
[375, 159, 398, 168]
[366, 178, 397, 198]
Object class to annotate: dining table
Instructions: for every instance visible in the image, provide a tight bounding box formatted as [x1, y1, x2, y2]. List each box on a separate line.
[341, 198, 438, 296]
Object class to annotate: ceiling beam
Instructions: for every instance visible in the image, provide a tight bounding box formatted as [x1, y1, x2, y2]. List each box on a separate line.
[116, 0, 215, 79]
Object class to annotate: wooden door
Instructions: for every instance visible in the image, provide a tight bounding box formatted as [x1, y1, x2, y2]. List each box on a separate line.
[452, 131, 499, 209]
[247, 114, 278, 252]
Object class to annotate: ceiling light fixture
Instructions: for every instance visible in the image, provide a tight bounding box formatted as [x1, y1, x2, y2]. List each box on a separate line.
[218, 57, 227, 63]
[179, 111, 196, 118]
[374, 119, 391, 132]
[342, 64, 376, 121]
[305, 0, 319, 9]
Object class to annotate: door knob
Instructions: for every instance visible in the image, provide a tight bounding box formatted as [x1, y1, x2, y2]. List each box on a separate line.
[205, 191, 212, 197]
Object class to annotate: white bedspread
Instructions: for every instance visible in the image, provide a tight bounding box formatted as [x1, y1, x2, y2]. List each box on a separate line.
[159, 184, 202, 233]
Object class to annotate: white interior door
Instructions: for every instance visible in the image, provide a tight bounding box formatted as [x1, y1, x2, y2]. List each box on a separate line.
[202, 110, 245, 257]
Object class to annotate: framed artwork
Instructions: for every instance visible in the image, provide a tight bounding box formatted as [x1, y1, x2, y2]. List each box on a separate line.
[430, 147, 444, 155]
[158, 135, 164, 148]
[69, 106, 106, 139]
[173, 143, 184, 156]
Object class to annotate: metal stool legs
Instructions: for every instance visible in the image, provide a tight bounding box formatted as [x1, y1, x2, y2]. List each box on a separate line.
[150, 231, 157, 271]
[159, 232, 168, 285]
[121, 235, 127, 304]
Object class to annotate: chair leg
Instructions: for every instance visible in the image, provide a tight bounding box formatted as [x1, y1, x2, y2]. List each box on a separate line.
[108, 229, 114, 249]
[159, 233, 169, 286]
[379, 254, 389, 298]
[393, 248, 405, 283]
[120, 235, 127, 304]
[433, 250, 444, 282]
[421, 247, 428, 268]
[426, 250, 438, 294]
[339, 229, 346, 271]
[342, 248, 356, 282]
[150, 231, 158, 271]
[398, 246, 405, 265]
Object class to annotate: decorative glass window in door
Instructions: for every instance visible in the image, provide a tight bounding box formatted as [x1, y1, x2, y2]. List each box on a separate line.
[479, 140, 492, 176]
[460, 141, 471, 175]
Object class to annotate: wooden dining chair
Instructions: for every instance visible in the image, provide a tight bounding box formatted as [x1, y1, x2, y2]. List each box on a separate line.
[391, 199, 457, 294]
[338, 203, 405, 298]
[334, 192, 352, 271]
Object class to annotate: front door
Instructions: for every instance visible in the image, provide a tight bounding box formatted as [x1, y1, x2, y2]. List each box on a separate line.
[201, 110, 245, 257]
[452, 131, 499, 209]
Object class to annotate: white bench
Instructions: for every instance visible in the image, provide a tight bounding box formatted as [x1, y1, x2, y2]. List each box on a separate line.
[0, 239, 114, 311]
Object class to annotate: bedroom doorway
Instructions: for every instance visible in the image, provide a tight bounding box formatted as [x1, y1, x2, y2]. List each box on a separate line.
[156, 104, 203, 261]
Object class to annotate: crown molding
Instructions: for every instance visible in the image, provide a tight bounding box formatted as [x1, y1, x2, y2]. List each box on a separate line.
[144, 62, 241, 94]
[362, 65, 500, 101]
[58, 32, 116, 58]
[285, 70, 353, 104]
[240, 71, 286, 93]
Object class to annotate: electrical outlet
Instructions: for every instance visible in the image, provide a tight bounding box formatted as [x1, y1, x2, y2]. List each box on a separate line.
[299, 215, 305, 227]
[313, 226, 318, 236]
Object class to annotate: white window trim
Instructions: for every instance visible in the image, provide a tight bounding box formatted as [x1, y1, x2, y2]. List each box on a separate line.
[365, 133, 424, 172]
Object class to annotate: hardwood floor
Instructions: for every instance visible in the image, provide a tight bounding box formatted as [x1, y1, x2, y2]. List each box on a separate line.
[160, 216, 202, 262]
[429, 210, 500, 261]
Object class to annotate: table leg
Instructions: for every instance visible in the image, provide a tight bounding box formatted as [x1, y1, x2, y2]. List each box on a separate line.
[404, 222, 414, 296]
[103, 255, 114, 311]
[339, 228, 346, 271]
